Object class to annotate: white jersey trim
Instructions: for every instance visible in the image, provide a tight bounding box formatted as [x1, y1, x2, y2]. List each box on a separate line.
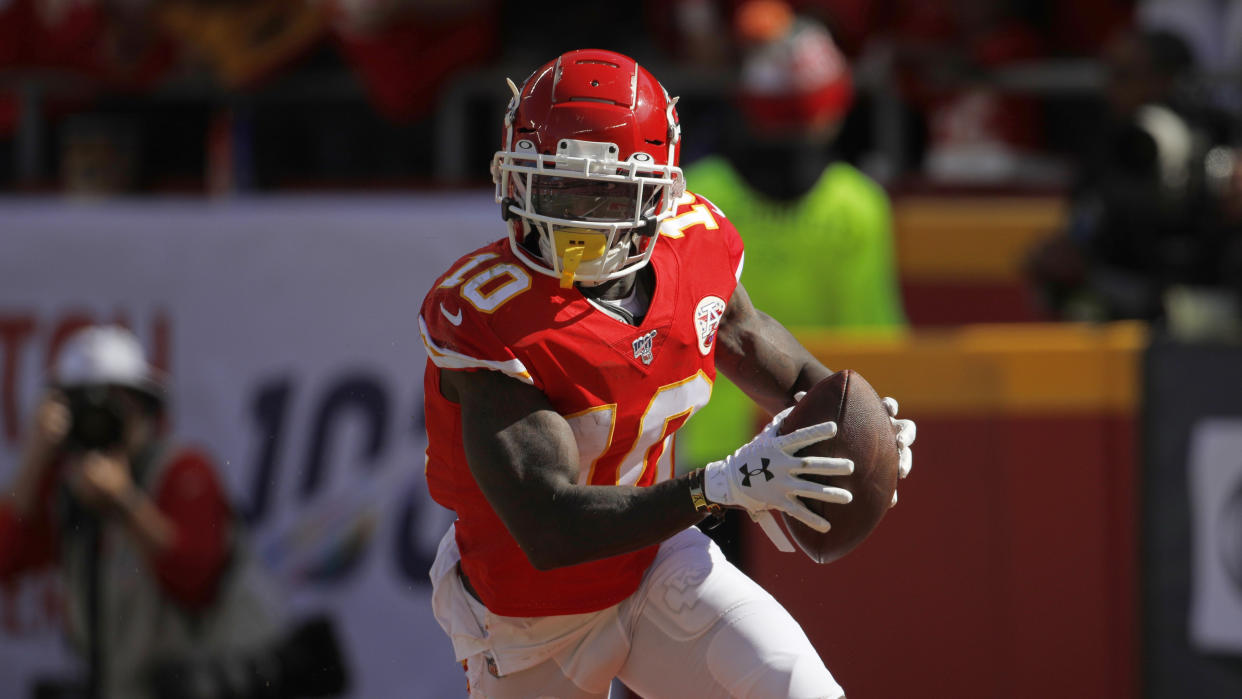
[419, 316, 534, 385]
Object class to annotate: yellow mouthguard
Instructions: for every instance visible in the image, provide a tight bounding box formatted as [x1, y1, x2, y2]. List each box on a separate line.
[560, 246, 583, 288]
[554, 229, 607, 288]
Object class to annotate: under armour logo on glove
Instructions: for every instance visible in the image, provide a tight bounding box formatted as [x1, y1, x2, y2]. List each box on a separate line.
[702, 406, 851, 536]
[739, 458, 773, 487]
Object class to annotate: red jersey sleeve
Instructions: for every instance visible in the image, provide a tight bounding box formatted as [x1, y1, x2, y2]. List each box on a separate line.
[0, 462, 60, 579]
[148, 448, 232, 610]
[419, 246, 540, 389]
[684, 191, 745, 282]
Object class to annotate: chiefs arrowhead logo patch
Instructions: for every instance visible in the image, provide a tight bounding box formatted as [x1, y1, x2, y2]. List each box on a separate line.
[694, 296, 726, 356]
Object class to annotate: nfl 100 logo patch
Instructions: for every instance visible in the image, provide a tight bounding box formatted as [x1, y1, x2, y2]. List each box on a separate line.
[632, 329, 657, 365]
[694, 296, 726, 355]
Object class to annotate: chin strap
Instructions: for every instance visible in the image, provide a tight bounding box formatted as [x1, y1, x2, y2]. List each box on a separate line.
[500, 197, 521, 222]
[638, 213, 660, 237]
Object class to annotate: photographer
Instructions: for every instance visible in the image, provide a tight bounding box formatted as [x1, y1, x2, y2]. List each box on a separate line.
[0, 325, 282, 699]
[1025, 28, 1237, 323]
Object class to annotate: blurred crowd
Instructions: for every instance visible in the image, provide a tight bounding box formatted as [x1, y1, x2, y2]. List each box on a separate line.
[0, 0, 1131, 191]
[3, 0, 1242, 328]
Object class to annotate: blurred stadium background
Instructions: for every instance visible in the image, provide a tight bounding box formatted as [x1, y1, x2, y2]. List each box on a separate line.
[3, 0, 1242, 697]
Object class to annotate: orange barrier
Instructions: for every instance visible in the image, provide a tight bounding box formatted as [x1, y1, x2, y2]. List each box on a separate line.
[894, 196, 1067, 283]
[745, 322, 1146, 699]
[891, 195, 1067, 324]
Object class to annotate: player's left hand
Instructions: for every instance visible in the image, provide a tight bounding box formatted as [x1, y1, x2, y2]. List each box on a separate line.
[883, 397, 916, 507]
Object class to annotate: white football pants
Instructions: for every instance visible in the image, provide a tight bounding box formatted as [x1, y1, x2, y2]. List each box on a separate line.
[430, 525, 844, 699]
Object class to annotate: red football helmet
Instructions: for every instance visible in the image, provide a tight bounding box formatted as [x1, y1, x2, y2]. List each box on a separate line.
[492, 49, 685, 287]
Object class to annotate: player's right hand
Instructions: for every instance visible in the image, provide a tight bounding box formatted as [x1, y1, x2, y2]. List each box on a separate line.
[701, 405, 853, 532]
[883, 396, 916, 507]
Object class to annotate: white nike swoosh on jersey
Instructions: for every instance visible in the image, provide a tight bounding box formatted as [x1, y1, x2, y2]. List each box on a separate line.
[441, 303, 463, 326]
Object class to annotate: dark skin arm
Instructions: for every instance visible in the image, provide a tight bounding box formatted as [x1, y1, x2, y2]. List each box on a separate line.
[713, 282, 834, 415]
[443, 368, 702, 570]
[439, 281, 832, 570]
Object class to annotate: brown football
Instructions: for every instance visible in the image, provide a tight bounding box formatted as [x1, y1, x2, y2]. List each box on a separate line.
[778, 370, 900, 564]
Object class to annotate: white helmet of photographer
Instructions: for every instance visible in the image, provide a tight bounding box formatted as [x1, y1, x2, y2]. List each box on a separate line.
[54, 325, 164, 398]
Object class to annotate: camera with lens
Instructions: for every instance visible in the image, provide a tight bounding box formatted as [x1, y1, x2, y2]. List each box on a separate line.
[63, 387, 128, 453]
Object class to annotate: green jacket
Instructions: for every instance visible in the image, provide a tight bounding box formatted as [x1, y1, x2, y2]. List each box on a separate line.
[679, 156, 906, 469]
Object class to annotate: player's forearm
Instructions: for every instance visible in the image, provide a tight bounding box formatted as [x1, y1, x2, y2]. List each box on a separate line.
[464, 398, 708, 570]
[512, 475, 705, 570]
[718, 310, 833, 415]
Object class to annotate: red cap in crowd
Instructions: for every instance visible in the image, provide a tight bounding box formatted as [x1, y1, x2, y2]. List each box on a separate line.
[734, 0, 854, 134]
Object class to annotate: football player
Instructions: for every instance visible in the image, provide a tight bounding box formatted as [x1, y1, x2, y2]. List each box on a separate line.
[419, 49, 916, 698]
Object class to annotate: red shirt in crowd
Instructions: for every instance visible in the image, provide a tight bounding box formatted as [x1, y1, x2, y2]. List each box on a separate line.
[0, 447, 232, 610]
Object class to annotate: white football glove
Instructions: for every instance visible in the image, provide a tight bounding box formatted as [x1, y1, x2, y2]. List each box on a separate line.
[883, 397, 917, 507]
[703, 403, 853, 539]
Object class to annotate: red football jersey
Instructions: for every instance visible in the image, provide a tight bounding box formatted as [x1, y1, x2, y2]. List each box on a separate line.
[420, 192, 744, 616]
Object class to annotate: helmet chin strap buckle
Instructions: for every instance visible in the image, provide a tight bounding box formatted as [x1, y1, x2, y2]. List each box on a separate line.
[500, 197, 521, 222]
[637, 214, 660, 237]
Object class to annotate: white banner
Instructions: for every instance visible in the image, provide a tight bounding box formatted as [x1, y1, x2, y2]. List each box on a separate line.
[1188, 417, 1242, 653]
[0, 194, 502, 698]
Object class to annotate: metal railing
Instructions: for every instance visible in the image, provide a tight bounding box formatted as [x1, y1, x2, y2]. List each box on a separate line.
[3, 54, 1108, 190]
